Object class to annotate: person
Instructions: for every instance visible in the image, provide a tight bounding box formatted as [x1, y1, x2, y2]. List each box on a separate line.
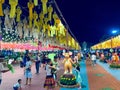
[24, 56, 32, 85]
[44, 60, 55, 90]
[91, 53, 97, 67]
[35, 53, 41, 74]
[0, 59, 9, 85]
[52, 56, 60, 86]
[13, 79, 22, 90]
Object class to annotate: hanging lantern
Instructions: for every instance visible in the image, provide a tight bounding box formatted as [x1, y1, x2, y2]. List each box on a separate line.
[34, 0, 38, 6]
[17, 22, 23, 39]
[23, 18, 28, 38]
[0, 0, 5, 16]
[16, 6, 22, 22]
[39, 12, 44, 26]
[28, 0, 34, 28]
[4, 7, 10, 32]
[9, 0, 18, 18]
[28, 0, 34, 21]
[33, 11, 38, 28]
[48, 5, 53, 21]
[41, 0, 48, 14]
[47, 25, 51, 37]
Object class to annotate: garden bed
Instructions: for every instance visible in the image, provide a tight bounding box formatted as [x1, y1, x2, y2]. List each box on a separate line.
[109, 63, 120, 68]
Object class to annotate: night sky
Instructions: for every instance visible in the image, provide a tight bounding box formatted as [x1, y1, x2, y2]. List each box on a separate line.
[4, 0, 120, 46]
[56, 0, 120, 45]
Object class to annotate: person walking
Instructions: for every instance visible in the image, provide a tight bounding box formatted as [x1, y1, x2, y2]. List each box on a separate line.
[35, 53, 41, 74]
[91, 53, 97, 67]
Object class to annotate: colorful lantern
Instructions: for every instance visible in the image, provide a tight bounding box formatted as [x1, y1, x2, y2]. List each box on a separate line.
[4, 7, 10, 31]
[9, 0, 18, 18]
[28, 0, 34, 28]
[48, 5, 53, 21]
[0, 0, 5, 16]
[16, 6, 22, 22]
[41, 0, 48, 14]
[33, 11, 38, 28]
[23, 18, 28, 38]
[34, 0, 38, 6]
[17, 22, 23, 38]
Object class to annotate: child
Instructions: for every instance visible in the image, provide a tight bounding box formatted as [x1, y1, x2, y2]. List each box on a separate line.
[13, 79, 22, 90]
[44, 59, 55, 90]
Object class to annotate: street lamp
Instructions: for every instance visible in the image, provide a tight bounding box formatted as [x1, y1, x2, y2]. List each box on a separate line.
[111, 30, 118, 34]
[111, 30, 119, 48]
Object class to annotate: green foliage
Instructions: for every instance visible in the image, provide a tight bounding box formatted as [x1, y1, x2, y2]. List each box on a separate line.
[110, 63, 120, 68]
[7, 64, 15, 73]
[60, 74, 77, 85]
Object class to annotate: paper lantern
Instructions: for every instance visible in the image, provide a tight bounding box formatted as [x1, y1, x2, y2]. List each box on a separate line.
[41, 0, 48, 14]
[9, 0, 18, 18]
[4, 7, 10, 31]
[48, 5, 53, 21]
[16, 6, 22, 22]
[17, 22, 23, 38]
[34, 0, 38, 6]
[23, 18, 28, 38]
[28, 0, 34, 20]
[33, 11, 38, 28]
[0, 0, 5, 16]
[28, 0, 34, 28]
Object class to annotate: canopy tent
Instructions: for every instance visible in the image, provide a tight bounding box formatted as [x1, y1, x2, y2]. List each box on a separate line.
[91, 35, 120, 50]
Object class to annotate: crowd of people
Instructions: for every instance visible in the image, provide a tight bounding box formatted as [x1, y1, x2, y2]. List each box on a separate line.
[0, 49, 82, 90]
[84, 50, 120, 67]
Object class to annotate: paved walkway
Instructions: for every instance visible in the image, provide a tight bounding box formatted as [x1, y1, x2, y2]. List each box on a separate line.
[86, 60, 120, 90]
[1, 59, 120, 90]
[97, 60, 120, 81]
[0, 61, 63, 90]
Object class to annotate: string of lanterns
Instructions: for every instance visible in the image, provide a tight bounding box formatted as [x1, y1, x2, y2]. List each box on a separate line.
[0, 0, 80, 50]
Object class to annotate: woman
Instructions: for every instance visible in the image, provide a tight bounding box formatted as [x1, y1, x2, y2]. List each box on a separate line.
[44, 60, 55, 90]
[24, 56, 32, 85]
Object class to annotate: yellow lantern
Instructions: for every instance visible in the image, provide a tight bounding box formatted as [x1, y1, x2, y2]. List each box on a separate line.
[28, 0, 34, 21]
[16, 6, 22, 22]
[9, 0, 18, 18]
[41, 0, 48, 14]
[33, 11, 38, 28]
[34, 0, 38, 6]
[0, 0, 5, 16]
[48, 5, 53, 21]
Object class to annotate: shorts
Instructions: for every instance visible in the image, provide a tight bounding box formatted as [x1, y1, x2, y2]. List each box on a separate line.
[13, 87, 18, 90]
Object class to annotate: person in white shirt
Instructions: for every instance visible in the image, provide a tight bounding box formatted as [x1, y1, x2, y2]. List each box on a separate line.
[91, 53, 97, 66]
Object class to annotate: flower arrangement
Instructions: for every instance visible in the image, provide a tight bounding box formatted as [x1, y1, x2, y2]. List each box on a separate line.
[60, 74, 76, 85]
[110, 63, 120, 68]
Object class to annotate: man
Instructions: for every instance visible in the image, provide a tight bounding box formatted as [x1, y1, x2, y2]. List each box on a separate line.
[0, 59, 9, 85]
[35, 53, 41, 74]
[91, 53, 97, 67]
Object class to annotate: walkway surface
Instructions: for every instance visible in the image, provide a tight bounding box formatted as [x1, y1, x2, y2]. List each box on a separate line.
[0, 61, 63, 90]
[86, 60, 120, 90]
[1, 59, 120, 90]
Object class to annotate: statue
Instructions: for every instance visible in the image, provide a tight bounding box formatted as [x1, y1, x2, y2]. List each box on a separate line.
[63, 52, 73, 74]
